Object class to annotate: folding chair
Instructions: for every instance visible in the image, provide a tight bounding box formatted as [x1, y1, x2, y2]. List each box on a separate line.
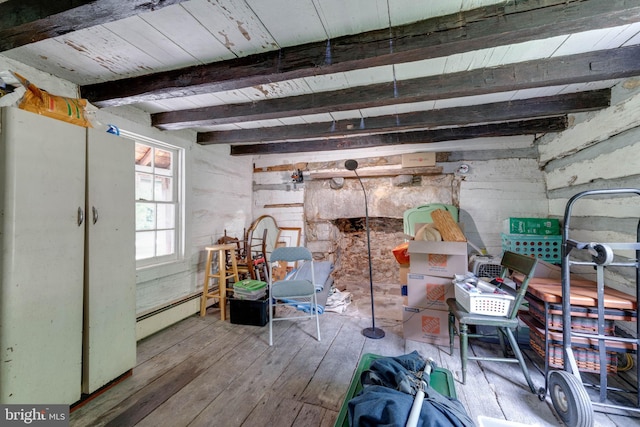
[268, 246, 321, 346]
[447, 251, 539, 393]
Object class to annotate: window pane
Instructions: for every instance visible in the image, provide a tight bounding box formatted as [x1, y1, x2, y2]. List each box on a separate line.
[136, 172, 154, 200]
[136, 231, 155, 260]
[157, 204, 175, 229]
[135, 143, 152, 167]
[156, 230, 175, 257]
[154, 149, 172, 173]
[136, 202, 156, 230]
[154, 175, 173, 201]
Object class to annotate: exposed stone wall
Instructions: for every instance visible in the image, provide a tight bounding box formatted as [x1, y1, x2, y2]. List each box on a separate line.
[304, 173, 455, 289]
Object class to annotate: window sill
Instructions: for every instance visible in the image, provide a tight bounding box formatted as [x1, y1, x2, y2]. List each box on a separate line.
[136, 258, 190, 284]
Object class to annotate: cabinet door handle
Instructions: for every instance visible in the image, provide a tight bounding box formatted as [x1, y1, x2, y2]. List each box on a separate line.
[92, 206, 99, 224]
[77, 207, 84, 226]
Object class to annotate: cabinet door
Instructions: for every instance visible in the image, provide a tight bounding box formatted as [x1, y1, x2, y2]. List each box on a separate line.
[0, 107, 85, 404]
[83, 128, 136, 394]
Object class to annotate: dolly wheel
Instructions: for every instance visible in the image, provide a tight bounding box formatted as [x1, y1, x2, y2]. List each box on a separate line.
[549, 371, 593, 427]
[537, 386, 546, 401]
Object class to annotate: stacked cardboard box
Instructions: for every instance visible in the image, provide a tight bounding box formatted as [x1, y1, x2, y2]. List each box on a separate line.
[403, 240, 468, 345]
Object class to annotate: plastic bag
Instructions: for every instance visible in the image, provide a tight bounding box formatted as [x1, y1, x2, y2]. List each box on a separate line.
[14, 72, 91, 127]
[392, 242, 410, 265]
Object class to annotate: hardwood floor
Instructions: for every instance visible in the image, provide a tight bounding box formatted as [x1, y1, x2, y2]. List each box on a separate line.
[70, 293, 638, 427]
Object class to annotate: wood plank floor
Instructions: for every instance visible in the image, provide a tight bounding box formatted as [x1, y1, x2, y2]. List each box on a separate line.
[70, 292, 639, 427]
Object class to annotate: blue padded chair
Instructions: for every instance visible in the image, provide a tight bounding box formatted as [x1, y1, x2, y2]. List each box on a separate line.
[268, 246, 321, 346]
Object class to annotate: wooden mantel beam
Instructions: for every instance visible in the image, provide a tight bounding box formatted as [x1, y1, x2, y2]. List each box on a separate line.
[200, 90, 605, 145]
[230, 117, 568, 156]
[81, 0, 640, 107]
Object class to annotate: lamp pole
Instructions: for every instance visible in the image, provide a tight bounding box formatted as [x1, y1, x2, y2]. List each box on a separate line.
[345, 160, 384, 339]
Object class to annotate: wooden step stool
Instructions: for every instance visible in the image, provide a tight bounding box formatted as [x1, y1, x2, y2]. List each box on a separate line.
[200, 243, 240, 320]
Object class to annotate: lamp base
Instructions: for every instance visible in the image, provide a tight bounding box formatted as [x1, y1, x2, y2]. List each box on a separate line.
[362, 327, 385, 339]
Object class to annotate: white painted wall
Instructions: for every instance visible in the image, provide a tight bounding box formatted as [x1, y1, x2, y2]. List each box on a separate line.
[538, 77, 640, 295]
[252, 135, 546, 258]
[0, 56, 254, 319]
[5, 53, 638, 332]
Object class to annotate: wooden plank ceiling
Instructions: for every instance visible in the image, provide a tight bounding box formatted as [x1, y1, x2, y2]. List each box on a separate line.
[1, 0, 640, 155]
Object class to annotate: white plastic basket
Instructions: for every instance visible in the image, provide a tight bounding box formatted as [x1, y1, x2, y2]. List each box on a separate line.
[454, 282, 514, 317]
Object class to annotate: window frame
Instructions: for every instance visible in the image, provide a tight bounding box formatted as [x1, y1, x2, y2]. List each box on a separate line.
[124, 130, 185, 269]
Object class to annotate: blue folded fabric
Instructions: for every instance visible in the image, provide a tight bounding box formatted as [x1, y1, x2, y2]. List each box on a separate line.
[284, 261, 334, 291]
[279, 298, 324, 314]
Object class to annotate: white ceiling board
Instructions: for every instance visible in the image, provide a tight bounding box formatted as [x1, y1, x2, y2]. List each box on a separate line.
[299, 112, 336, 123]
[387, 0, 506, 26]
[394, 56, 447, 81]
[623, 23, 640, 46]
[343, 65, 395, 86]
[303, 72, 351, 92]
[391, 100, 437, 115]
[433, 91, 516, 109]
[131, 101, 169, 114]
[252, 79, 313, 99]
[359, 103, 402, 118]
[55, 25, 167, 79]
[245, 0, 328, 47]
[181, 0, 277, 58]
[105, 16, 197, 70]
[488, 37, 566, 65]
[329, 109, 363, 121]
[3, 39, 102, 85]
[150, 96, 203, 111]
[313, 0, 390, 38]
[206, 88, 253, 104]
[173, 93, 228, 108]
[278, 116, 311, 126]
[140, 5, 235, 64]
[235, 119, 285, 129]
[553, 26, 632, 57]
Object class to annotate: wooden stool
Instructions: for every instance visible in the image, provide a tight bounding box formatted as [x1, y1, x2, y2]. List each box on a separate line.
[200, 243, 240, 320]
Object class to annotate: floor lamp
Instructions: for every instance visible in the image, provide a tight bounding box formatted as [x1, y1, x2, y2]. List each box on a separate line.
[345, 159, 385, 339]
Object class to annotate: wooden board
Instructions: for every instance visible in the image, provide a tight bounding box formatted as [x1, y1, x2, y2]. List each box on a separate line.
[431, 209, 466, 242]
[526, 278, 636, 310]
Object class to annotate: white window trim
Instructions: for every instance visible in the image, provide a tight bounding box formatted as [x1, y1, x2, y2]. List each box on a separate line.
[122, 129, 186, 270]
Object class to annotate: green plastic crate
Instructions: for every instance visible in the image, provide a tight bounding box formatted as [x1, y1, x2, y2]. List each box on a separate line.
[334, 353, 456, 427]
[233, 279, 267, 291]
[501, 233, 562, 263]
[503, 218, 560, 236]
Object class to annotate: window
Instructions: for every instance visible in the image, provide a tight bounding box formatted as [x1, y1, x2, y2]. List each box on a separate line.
[131, 135, 183, 267]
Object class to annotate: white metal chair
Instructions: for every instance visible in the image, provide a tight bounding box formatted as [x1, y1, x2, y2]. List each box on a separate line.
[268, 246, 321, 346]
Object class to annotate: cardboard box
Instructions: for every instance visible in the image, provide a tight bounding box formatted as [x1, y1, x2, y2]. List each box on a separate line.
[408, 241, 468, 278]
[399, 265, 409, 285]
[406, 273, 454, 309]
[402, 306, 454, 346]
[402, 152, 436, 167]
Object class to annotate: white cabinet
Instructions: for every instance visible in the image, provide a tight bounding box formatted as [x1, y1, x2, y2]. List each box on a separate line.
[83, 128, 136, 395]
[0, 107, 136, 404]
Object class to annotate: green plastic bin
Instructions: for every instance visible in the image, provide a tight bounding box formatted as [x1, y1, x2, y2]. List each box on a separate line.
[334, 353, 456, 427]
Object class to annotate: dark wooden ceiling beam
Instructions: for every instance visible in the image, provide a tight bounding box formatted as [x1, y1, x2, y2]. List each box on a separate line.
[0, 0, 187, 51]
[230, 117, 568, 156]
[81, 0, 640, 107]
[199, 89, 609, 144]
[160, 40, 629, 129]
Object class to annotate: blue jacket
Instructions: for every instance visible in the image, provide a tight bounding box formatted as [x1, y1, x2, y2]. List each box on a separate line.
[348, 351, 475, 427]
